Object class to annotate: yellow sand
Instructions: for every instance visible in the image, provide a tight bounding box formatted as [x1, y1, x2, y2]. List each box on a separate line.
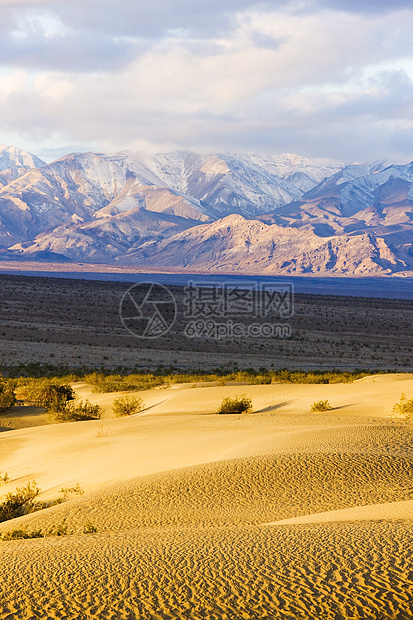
[0, 374, 412, 619]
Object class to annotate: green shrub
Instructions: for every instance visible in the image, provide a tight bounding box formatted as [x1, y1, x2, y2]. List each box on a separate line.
[391, 393, 413, 419]
[55, 521, 68, 536]
[0, 472, 9, 484]
[0, 381, 16, 414]
[18, 379, 74, 409]
[250, 374, 272, 385]
[0, 481, 40, 523]
[83, 521, 97, 534]
[51, 399, 103, 422]
[217, 394, 252, 415]
[0, 480, 87, 530]
[47, 520, 68, 536]
[59, 483, 84, 500]
[95, 424, 108, 438]
[310, 400, 333, 412]
[1, 528, 43, 541]
[31, 497, 63, 511]
[112, 395, 145, 417]
[86, 372, 165, 394]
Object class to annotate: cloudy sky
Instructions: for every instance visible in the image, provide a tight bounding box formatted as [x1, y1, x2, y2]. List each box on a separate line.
[0, 0, 412, 162]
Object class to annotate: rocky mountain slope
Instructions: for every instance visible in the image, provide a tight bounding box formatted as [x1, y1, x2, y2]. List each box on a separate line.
[127, 214, 408, 276]
[0, 145, 412, 276]
[0, 144, 45, 189]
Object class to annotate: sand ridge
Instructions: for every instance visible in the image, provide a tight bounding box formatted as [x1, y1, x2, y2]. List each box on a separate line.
[265, 498, 413, 525]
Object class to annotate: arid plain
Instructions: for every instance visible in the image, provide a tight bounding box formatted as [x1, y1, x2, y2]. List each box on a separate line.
[0, 273, 412, 373]
[0, 275, 413, 619]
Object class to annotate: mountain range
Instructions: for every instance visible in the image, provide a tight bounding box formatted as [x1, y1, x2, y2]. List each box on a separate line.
[0, 144, 412, 276]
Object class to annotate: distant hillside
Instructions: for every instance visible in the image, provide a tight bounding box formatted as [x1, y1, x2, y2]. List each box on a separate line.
[0, 145, 412, 276]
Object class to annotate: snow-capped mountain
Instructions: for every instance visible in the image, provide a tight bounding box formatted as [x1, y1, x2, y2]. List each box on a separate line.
[0, 151, 212, 248]
[138, 151, 303, 217]
[0, 145, 45, 172]
[0, 145, 46, 189]
[230, 153, 345, 193]
[0, 145, 412, 276]
[0, 147, 342, 252]
[267, 162, 413, 264]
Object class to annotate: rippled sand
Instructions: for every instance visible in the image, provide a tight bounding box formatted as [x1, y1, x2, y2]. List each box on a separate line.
[0, 374, 413, 619]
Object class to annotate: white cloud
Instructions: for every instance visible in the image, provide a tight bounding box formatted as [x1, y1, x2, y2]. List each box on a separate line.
[0, 1, 412, 162]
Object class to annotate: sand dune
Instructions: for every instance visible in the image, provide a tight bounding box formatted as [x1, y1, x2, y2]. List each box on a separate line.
[265, 498, 413, 525]
[75, 374, 413, 420]
[0, 375, 413, 618]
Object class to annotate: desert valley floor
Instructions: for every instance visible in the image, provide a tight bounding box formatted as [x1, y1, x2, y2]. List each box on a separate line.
[0, 375, 413, 619]
[0, 273, 412, 373]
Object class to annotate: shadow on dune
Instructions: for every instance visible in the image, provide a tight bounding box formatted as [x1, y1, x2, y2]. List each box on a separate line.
[329, 404, 358, 411]
[255, 401, 292, 413]
[131, 399, 169, 416]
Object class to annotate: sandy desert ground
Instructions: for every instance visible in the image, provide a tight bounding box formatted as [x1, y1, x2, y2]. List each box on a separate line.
[0, 273, 412, 373]
[0, 374, 412, 619]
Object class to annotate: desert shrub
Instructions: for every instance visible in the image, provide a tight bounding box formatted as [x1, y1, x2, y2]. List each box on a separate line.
[88, 368, 376, 392]
[391, 394, 413, 419]
[0, 472, 9, 484]
[0, 381, 16, 414]
[31, 497, 63, 511]
[0, 481, 40, 523]
[87, 372, 165, 394]
[18, 379, 74, 409]
[83, 521, 97, 534]
[217, 394, 252, 415]
[51, 399, 102, 422]
[271, 370, 371, 384]
[55, 521, 68, 536]
[250, 374, 272, 385]
[310, 400, 333, 412]
[1, 528, 43, 541]
[113, 395, 145, 417]
[46, 384, 74, 408]
[59, 484, 84, 500]
[47, 520, 68, 537]
[0, 479, 87, 528]
[95, 424, 108, 438]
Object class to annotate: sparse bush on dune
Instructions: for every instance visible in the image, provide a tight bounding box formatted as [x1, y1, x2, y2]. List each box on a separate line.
[217, 395, 253, 415]
[113, 395, 145, 417]
[95, 424, 108, 438]
[86, 372, 166, 394]
[48, 520, 68, 537]
[271, 370, 370, 384]
[0, 519, 97, 541]
[17, 377, 102, 422]
[0, 481, 40, 523]
[311, 400, 333, 412]
[59, 484, 84, 499]
[0, 481, 85, 538]
[82, 369, 374, 394]
[1, 528, 44, 541]
[249, 374, 272, 385]
[391, 394, 413, 419]
[50, 399, 103, 422]
[17, 379, 74, 409]
[89, 369, 375, 391]
[0, 381, 16, 414]
[83, 521, 97, 534]
[0, 472, 9, 484]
